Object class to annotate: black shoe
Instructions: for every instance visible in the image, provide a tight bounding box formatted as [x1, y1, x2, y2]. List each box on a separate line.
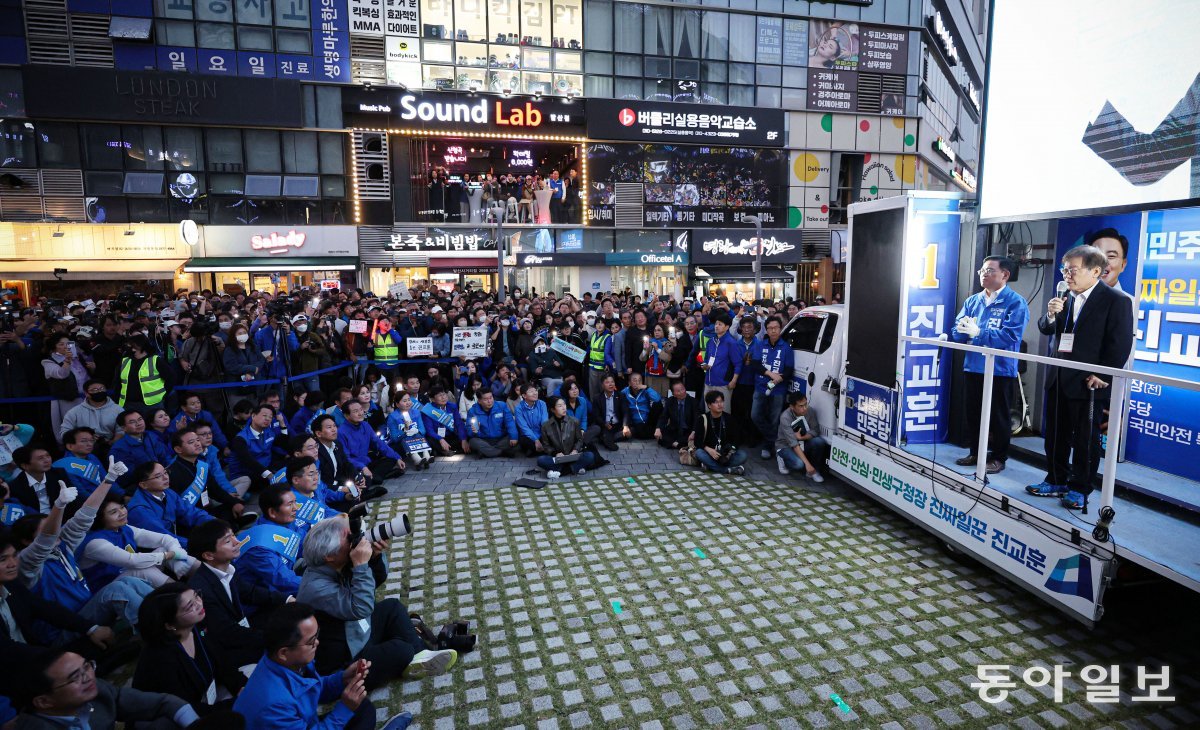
[604, 442, 619, 452]
[383, 467, 406, 480]
[954, 454, 977, 466]
[985, 460, 1005, 474]
[361, 486, 389, 501]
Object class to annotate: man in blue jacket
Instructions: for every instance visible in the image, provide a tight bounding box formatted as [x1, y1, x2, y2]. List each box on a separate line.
[748, 316, 794, 460]
[235, 483, 304, 600]
[108, 410, 174, 491]
[126, 461, 214, 548]
[466, 389, 519, 457]
[338, 400, 405, 484]
[702, 314, 742, 409]
[55, 428, 126, 499]
[513, 383, 549, 456]
[229, 403, 285, 491]
[233, 603, 409, 730]
[620, 373, 662, 440]
[947, 256, 1030, 474]
[255, 311, 300, 394]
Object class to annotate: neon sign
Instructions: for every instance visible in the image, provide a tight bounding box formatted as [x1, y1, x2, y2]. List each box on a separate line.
[444, 145, 467, 165]
[508, 149, 534, 168]
[250, 230, 306, 254]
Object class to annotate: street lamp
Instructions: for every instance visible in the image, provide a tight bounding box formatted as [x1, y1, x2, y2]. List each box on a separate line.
[743, 214, 763, 303]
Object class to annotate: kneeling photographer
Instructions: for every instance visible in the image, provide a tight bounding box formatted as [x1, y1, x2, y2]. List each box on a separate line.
[297, 514, 458, 689]
[689, 390, 748, 475]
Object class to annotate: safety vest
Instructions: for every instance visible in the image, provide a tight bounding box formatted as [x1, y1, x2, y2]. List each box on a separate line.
[117, 357, 166, 406]
[588, 332, 611, 370]
[373, 332, 399, 362]
[694, 332, 710, 363]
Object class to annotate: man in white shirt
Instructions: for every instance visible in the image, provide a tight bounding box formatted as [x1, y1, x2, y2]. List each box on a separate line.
[9, 447, 70, 513]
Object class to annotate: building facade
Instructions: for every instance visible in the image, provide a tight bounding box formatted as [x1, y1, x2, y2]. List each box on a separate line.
[0, 0, 987, 301]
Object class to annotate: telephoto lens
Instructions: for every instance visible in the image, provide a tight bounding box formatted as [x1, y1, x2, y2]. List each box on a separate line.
[367, 513, 413, 542]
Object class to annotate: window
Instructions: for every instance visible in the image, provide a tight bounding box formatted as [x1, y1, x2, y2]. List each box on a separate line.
[584, 0, 612, 51]
[321, 175, 346, 198]
[283, 176, 320, 197]
[829, 153, 863, 225]
[274, 0, 310, 27]
[124, 126, 165, 171]
[123, 172, 165, 194]
[197, 23, 235, 48]
[0, 121, 37, 168]
[156, 20, 195, 45]
[195, 0, 233, 21]
[644, 57, 669, 79]
[85, 172, 124, 195]
[205, 128, 243, 172]
[81, 124, 125, 170]
[209, 173, 244, 193]
[614, 4, 642, 53]
[155, 0, 194, 19]
[163, 127, 205, 170]
[244, 174, 282, 196]
[728, 14, 755, 62]
[784, 312, 838, 354]
[673, 8, 700, 58]
[235, 0, 272, 25]
[276, 29, 311, 53]
[281, 132, 318, 174]
[238, 26, 274, 50]
[643, 5, 670, 56]
[243, 130, 281, 173]
[701, 11, 727, 60]
[318, 133, 344, 174]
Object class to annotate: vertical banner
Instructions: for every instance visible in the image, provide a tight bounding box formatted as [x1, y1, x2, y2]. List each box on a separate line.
[314, 0, 352, 82]
[900, 197, 960, 444]
[1128, 207, 1200, 494]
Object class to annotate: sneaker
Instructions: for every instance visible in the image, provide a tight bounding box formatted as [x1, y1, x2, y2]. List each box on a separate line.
[760, 448, 772, 460]
[574, 467, 587, 476]
[383, 712, 414, 730]
[809, 471, 825, 483]
[776, 454, 790, 475]
[402, 649, 458, 680]
[954, 454, 978, 466]
[1025, 481, 1068, 497]
[1061, 490, 1087, 510]
[727, 465, 745, 475]
[547, 470, 561, 480]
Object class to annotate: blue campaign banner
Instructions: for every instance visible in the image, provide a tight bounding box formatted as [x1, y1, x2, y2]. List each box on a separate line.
[313, 0, 351, 83]
[277, 54, 316, 80]
[197, 49, 236, 75]
[237, 51, 277, 78]
[113, 43, 156, 70]
[1054, 212, 1142, 296]
[900, 198, 961, 444]
[1126, 206, 1200, 491]
[156, 46, 196, 73]
[845, 377, 895, 445]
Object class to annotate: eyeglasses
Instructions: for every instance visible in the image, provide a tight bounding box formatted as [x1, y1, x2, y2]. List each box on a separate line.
[295, 631, 320, 649]
[1060, 266, 1084, 276]
[52, 660, 96, 690]
[181, 593, 204, 614]
[977, 268, 998, 276]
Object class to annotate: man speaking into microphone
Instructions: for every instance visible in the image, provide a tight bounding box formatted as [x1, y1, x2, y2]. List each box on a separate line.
[1026, 245, 1133, 511]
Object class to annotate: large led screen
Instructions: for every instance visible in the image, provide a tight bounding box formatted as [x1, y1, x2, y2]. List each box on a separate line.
[979, 0, 1200, 221]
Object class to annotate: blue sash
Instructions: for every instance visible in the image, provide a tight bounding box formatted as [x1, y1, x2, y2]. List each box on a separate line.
[420, 403, 455, 429]
[293, 489, 330, 528]
[240, 522, 302, 565]
[180, 460, 209, 507]
[55, 455, 103, 491]
[270, 467, 287, 485]
[1, 501, 29, 526]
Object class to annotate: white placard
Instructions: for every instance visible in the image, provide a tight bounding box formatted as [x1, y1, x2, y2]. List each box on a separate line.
[407, 337, 433, 357]
[451, 326, 489, 358]
[348, 319, 370, 334]
[388, 281, 411, 300]
[549, 336, 586, 363]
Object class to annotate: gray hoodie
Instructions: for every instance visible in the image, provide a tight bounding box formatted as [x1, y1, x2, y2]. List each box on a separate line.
[59, 397, 124, 440]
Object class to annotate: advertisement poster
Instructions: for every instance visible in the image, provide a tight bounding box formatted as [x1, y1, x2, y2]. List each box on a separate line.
[451, 326, 489, 357]
[808, 21, 858, 70]
[314, 0, 352, 82]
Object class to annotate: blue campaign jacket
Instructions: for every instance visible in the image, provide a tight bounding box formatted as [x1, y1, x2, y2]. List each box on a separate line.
[229, 423, 277, 479]
[748, 336, 794, 394]
[337, 419, 401, 470]
[565, 394, 590, 430]
[621, 386, 661, 425]
[467, 401, 518, 440]
[54, 454, 125, 498]
[126, 487, 213, 547]
[513, 399, 549, 441]
[703, 332, 744, 387]
[289, 405, 324, 437]
[233, 656, 352, 730]
[169, 409, 228, 450]
[419, 402, 467, 442]
[77, 526, 138, 590]
[949, 286, 1030, 378]
[254, 326, 300, 378]
[234, 518, 303, 599]
[201, 446, 239, 496]
[109, 433, 174, 489]
[384, 409, 428, 455]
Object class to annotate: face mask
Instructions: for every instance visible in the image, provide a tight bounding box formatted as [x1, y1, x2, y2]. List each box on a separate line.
[296, 324, 308, 333]
[88, 392, 107, 403]
[219, 321, 232, 330]
[535, 345, 548, 353]
[478, 315, 488, 323]
[236, 333, 250, 343]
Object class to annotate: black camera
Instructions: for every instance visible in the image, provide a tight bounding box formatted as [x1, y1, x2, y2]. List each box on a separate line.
[347, 502, 413, 547]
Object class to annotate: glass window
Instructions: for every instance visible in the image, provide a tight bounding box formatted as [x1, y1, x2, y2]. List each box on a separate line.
[209, 173, 244, 193]
[643, 6, 670, 56]
[85, 171, 124, 195]
[235, 0, 272, 25]
[244, 130, 280, 173]
[728, 14, 754, 62]
[127, 197, 170, 223]
[276, 29, 311, 53]
[756, 64, 780, 85]
[205, 128, 243, 171]
[615, 229, 671, 251]
[195, 0, 233, 21]
[782, 65, 805, 87]
[781, 87, 806, 109]
[729, 61, 753, 84]
[167, 171, 205, 201]
[321, 175, 346, 198]
[583, 0, 611, 51]
[0, 121, 37, 168]
[456, 41, 486, 66]
[701, 82, 726, 104]
[422, 39, 453, 63]
[423, 64, 455, 90]
[644, 79, 668, 101]
[756, 16, 782, 64]
[584, 51, 611, 74]
[701, 60, 726, 81]
[701, 11, 727, 60]
[522, 0, 550, 46]
[728, 84, 753, 105]
[197, 22, 235, 48]
[673, 8, 700, 58]
[155, 0, 194, 19]
[318, 133, 344, 174]
[245, 174, 282, 196]
[457, 68, 486, 91]
[523, 71, 551, 94]
[614, 3, 641, 53]
[756, 86, 780, 107]
[490, 0, 520, 44]
[280, 132, 318, 174]
[614, 77, 640, 99]
[164, 127, 204, 170]
[420, 0, 450, 38]
[285, 199, 321, 223]
[81, 124, 125, 170]
[156, 20, 195, 46]
[644, 57, 669, 79]
[315, 85, 342, 128]
[123, 172, 165, 194]
[557, 0, 583, 48]
[453, 0, 486, 42]
[584, 75, 612, 98]
[124, 126, 165, 170]
[522, 47, 551, 70]
[614, 54, 639, 76]
[282, 175, 319, 197]
[554, 50, 581, 72]
[238, 26, 273, 50]
[247, 198, 286, 223]
[553, 73, 581, 95]
[274, 0, 310, 27]
[674, 58, 699, 80]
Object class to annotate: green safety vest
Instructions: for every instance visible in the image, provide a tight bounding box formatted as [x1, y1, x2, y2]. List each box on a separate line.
[588, 332, 611, 370]
[118, 357, 165, 407]
[374, 332, 399, 362]
[696, 331, 710, 363]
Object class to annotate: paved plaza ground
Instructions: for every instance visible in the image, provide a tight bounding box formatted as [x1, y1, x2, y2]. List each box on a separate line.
[358, 440, 1200, 729]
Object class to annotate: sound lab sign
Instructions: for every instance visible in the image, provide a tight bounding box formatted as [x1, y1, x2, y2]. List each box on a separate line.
[587, 98, 786, 148]
[343, 89, 586, 133]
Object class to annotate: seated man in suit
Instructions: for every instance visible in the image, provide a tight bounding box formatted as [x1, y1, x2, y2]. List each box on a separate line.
[313, 415, 356, 490]
[228, 404, 286, 493]
[655, 381, 697, 450]
[588, 375, 629, 451]
[7, 446, 71, 514]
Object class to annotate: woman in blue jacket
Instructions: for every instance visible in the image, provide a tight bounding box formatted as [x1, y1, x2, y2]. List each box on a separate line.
[386, 392, 433, 469]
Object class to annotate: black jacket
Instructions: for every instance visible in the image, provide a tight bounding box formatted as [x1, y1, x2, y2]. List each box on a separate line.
[7, 468, 69, 512]
[1036, 281, 1134, 399]
[657, 395, 698, 443]
[0, 579, 93, 648]
[317, 439, 356, 487]
[590, 392, 629, 431]
[12, 678, 189, 730]
[187, 564, 268, 668]
[132, 629, 243, 711]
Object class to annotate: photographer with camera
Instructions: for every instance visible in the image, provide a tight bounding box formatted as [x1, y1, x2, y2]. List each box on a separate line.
[179, 318, 227, 422]
[298, 515, 457, 690]
[254, 311, 299, 400]
[293, 314, 331, 394]
[688, 390, 747, 475]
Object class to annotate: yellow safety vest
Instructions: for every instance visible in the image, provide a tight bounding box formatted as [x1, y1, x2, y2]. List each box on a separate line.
[374, 332, 399, 362]
[588, 332, 611, 370]
[117, 357, 165, 406]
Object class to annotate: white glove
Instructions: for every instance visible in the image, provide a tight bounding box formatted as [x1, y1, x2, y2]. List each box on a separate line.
[103, 455, 128, 484]
[261, 470, 274, 480]
[54, 482, 78, 509]
[956, 318, 981, 338]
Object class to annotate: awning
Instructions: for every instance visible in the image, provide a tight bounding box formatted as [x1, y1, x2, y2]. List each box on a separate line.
[694, 265, 795, 283]
[184, 256, 358, 273]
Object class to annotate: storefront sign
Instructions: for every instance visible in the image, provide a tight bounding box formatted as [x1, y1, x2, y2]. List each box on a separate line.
[386, 231, 495, 253]
[605, 252, 687, 266]
[407, 337, 434, 356]
[343, 89, 586, 133]
[587, 99, 785, 148]
[315, 0, 353, 82]
[519, 253, 607, 267]
[22, 66, 303, 127]
[451, 326, 489, 357]
[320, 279, 342, 290]
[860, 26, 909, 74]
[200, 226, 358, 258]
[690, 229, 807, 265]
[806, 68, 858, 112]
[929, 9, 961, 66]
[933, 136, 957, 164]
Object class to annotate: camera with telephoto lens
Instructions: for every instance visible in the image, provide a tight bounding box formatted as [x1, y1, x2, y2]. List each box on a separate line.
[347, 502, 413, 547]
[716, 443, 737, 465]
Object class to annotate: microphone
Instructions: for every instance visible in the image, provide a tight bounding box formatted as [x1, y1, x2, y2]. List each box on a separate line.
[1056, 280, 1069, 299]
